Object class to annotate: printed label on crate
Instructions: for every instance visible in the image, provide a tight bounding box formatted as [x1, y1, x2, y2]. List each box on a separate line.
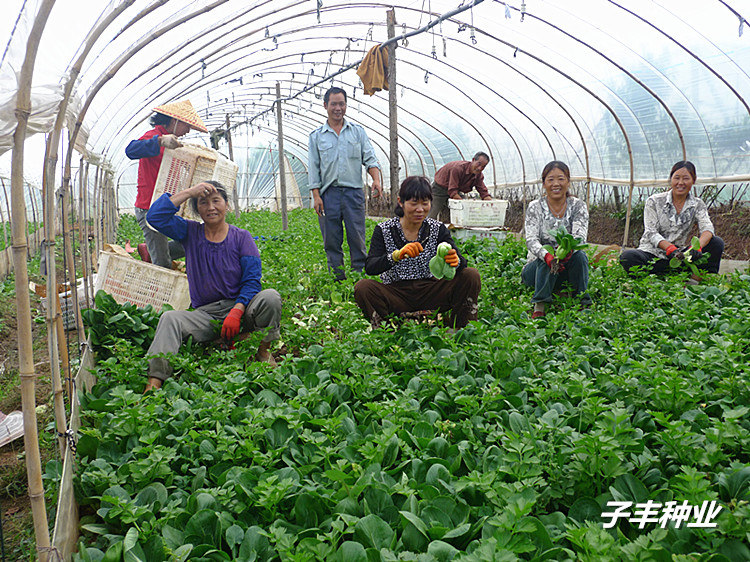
[448, 199, 509, 227]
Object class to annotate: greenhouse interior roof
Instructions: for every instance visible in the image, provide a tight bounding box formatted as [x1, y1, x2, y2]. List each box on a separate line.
[2, 0, 750, 209]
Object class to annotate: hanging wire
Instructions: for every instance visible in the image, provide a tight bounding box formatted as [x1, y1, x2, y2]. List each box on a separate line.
[0, 0, 29, 69]
[242, 0, 486, 128]
[470, 3, 477, 44]
[430, 0, 437, 57]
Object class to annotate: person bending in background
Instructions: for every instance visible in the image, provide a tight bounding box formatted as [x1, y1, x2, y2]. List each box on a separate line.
[619, 160, 724, 280]
[143, 181, 282, 392]
[522, 161, 591, 318]
[427, 152, 492, 222]
[125, 99, 208, 268]
[354, 176, 481, 329]
[308, 87, 383, 280]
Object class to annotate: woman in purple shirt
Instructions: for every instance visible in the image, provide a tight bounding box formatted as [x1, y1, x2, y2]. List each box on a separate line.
[143, 181, 282, 391]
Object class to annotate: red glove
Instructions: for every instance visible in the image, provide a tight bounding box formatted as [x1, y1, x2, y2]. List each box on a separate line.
[544, 252, 555, 268]
[665, 244, 678, 257]
[221, 308, 244, 340]
[444, 249, 460, 267]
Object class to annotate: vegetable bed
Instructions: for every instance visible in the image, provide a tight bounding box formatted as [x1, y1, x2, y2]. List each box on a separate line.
[74, 209, 750, 561]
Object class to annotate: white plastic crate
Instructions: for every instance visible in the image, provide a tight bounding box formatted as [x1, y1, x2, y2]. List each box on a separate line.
[450, 226, 508, 245]
[448, 199, 509, 227]
[94, 252, 191, 310]
[151, 143, 239, 221]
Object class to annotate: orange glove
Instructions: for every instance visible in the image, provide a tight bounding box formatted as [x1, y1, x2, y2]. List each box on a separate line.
[544, 252, 555, 268]
[392, 241, 424, 262]
[221, 308, 244, 340]
[444, 249, 459, 267]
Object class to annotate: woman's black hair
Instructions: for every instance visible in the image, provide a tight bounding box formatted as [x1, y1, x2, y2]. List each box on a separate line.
[669, 160, 696, 182]
[190, 180, 229, 215]
[541, 160, 571, 198]
[394, 176, 433, 217]
[150, 112, 173, 127]
[541, 160, 570, 182]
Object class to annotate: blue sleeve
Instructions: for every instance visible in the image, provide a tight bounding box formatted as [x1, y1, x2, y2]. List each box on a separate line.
[308, 130, 322, 191]
[125, 135, 161, 160]
[237, 255, 262, 306]
[146, 194, 188, 241]
[360, 127, 380, 170]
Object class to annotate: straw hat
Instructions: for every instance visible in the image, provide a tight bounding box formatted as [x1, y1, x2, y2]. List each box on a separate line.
[152, 99, 208, 133]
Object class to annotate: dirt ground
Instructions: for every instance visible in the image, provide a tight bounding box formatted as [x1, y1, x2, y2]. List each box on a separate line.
[0, 275, 73, 560]
[504, 200, 750, 260]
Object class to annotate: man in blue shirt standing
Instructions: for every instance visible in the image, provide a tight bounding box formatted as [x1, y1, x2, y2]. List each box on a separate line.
[308, 87, 382, 280]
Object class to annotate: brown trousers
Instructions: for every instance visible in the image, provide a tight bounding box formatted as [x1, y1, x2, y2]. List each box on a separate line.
[354, 267, 481, 328]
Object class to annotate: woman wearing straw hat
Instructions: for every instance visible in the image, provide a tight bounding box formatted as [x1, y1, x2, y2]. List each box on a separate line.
[125, 99, 208, 268]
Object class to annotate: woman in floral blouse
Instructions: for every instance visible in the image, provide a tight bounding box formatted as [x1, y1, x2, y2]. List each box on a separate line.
[522, 161, 591, 318]
[354, 176, 481, 329]
[620, 160, 724, 278]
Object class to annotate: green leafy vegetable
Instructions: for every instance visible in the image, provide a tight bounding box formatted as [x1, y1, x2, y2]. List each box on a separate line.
[429, 242, 457, 279]
[71, 208, 750, 562]
[669, 236, 707, 276]
[81, 290, 165, 359]
[542, 225, 588, 273]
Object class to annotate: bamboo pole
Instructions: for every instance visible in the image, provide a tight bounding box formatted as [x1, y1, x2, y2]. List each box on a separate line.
[12, 0, 57, 559]
[275, 83, 288, 231]
[78, 159, 89, 294]
[28, 186, 39, 260]
[41, 136, 69, 460]
[387, 9, 399, 207]
[51, 290, 68, 458]
[0, 179, 10, 275]
[60, 151, 83, 338]
[226, 114, 239, 218]
[85, 162, 95, 302]
[42, 2, 145, 355]
[94, 166, 102, 260]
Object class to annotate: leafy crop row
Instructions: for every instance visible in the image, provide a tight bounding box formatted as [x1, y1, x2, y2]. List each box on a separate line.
[74, 209, 750, 561]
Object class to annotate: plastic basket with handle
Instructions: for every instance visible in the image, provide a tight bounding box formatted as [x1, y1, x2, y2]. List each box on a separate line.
[151, 143, 239, 221]
[93, 252, 191, 310]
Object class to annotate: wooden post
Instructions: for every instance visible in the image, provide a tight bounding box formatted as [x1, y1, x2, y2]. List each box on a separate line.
[78, 160, 90, 299]
[11, 1, 56, 559]
[276, 82, 289, 231]
[60, 140, 83, 338]
[0, 180, 9, 274]
[41, 137, 69, 460]
[387, 9, 399, 207]
[226, 114, 240, 218]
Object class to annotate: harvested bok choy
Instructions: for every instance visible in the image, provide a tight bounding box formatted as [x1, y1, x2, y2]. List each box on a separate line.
[542, 225, 588, 274]
[429, 242, 456, 280]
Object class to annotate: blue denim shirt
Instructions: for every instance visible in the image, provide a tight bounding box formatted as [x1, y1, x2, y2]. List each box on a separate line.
[308, 119, 380, 195]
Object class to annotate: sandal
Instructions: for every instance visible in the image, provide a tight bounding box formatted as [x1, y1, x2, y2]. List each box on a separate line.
[532, 310, 546, 319]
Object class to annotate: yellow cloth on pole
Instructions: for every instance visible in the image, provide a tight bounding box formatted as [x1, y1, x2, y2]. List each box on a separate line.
[356, 44, 389, 95]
